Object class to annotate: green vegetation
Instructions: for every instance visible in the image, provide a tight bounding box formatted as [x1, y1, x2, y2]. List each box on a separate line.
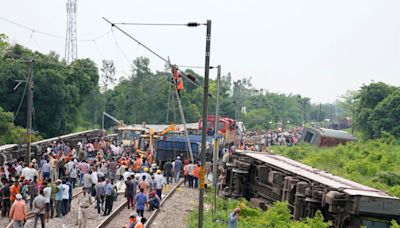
[188, 190, 331, 228]
[0, 107, 42, 144]
[1, 33, 349, 140]
[353, 82, 400, 139]
[273, 136, 400, 197]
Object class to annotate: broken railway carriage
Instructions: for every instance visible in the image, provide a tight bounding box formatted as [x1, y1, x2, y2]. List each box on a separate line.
[221, 150, 400, 228]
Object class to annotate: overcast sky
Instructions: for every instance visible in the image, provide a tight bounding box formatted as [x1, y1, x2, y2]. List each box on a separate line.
[1, 0, 400, 103]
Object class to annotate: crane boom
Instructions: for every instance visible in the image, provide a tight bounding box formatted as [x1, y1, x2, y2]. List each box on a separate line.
[102, 112, 125, 128]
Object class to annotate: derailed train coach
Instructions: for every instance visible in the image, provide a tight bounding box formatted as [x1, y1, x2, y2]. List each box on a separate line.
[221, 150, 400, 228]
[0, 129, 106, 164]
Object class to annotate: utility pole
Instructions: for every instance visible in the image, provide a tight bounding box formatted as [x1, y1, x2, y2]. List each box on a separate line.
[318, 103, 322, 127]
[212, 65, 221, 218]
[198, 19, 211, 228]
[26, 60, 34, 164]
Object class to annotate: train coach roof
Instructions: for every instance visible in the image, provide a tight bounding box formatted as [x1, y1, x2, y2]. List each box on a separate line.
[0, 144, 18, 151]
[305, 127, 355, 141]
[240, 151, 398, 199]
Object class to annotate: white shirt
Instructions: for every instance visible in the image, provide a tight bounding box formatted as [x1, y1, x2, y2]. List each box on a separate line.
[91, 172, 98, 185]
[21, 167, 30, 178]
[26, 168, 38, 181]
[154, 174, 165, 189]
[15, 165, 22, 175]
[62, 184, 70, 199]
[43, 186, 52, 203]
[123, 171, 132, 181]
[65, 161, 74, 174]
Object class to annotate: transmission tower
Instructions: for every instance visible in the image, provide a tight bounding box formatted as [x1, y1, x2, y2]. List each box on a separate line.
[65, 0, 77, 64]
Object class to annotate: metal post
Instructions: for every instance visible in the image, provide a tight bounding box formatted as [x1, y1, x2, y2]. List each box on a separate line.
[198, 20, 211, 228]
[102, 112, 105, 129]
[212, 65, 221, 217]
[26, 60, 33, 164]
[168, 57, 194, 163]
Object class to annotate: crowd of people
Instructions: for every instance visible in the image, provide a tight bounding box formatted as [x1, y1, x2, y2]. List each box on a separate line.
[0, 137, 211, 228]
[240, 128, 302, 151]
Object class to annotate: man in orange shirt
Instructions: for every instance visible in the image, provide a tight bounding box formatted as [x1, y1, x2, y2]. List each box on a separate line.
[134, 217, 147, 228]
[9, 193, 27, 228]
[10, 181, 20, 204]
[193, 164, 200, 188]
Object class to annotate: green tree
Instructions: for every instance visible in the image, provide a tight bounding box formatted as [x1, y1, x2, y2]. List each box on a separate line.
[100, 59, 116, 92]
[354, 82, 395, 139]
[370, 89, 400, 138]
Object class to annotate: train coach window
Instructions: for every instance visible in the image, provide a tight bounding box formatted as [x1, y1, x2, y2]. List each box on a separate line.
[362, 220, 390, 228]
[304, 132, 313, 143]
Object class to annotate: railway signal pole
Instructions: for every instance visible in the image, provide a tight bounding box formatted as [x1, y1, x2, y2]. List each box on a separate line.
[198, 19, 212, 228]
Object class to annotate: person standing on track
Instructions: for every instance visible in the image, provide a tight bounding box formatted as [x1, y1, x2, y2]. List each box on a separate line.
[187, 162, 195, 188]
[183, 160, 189, 186]
[104, 178, 113, 216]
[163, 159, 173, 184]
[1, 179, 11, 217]
[9, 193, 26, 228]
[193, 164, 200, 188]
[42, 181, 51, 222]
[77, 187, 92, 228]
[174, 156, 182, 183]
[61, 179, 70, 216]
[47, 179, 57, 218]
[125, 176, 135, 209]
[54, 179, 64, 218]
[153, 170, 166, 199]
[134, 188, 147, 217]
[33, 189, 46, 228]
[94, 177, 106, 214]
[83, 171, 93, 196]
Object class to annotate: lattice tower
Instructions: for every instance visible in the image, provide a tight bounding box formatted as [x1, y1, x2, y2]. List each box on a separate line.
[65, 0, 77, 63]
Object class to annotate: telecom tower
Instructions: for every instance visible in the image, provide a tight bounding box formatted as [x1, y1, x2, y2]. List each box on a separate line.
[65, 0, 77, 64]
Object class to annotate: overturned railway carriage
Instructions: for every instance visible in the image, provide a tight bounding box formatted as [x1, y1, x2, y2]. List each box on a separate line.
[222, 151, 400, 227]
[0, 129, 105, 163]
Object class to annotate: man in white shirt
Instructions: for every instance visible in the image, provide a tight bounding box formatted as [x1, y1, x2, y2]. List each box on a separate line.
[62, 180, 70, 216]
[15, 162, 22, 176]
[21, 163, 30, 178]
[26, 164, 39, 181]
[122, 168, 132, 181]
[64, 160, 74, 176]
[153, 170, 166, 199]
[91, 169, 98, 185]
[42, 181, 52, 222]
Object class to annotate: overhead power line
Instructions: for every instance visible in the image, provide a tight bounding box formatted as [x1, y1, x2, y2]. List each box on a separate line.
[102, 17, 205, 89]
[114, 22, 204, 27]
[0, 16, 109, 42]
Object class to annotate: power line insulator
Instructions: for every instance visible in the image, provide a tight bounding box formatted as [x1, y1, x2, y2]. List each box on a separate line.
[187, 73, 197, 82]
[187, 22, 200, 27]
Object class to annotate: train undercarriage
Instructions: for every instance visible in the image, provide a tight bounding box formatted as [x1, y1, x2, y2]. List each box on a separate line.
[221, 151, 400, 228]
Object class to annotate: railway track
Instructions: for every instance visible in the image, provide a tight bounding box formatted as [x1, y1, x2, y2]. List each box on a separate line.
[96, 180, 184, 228]
[6, 187, 83, 228]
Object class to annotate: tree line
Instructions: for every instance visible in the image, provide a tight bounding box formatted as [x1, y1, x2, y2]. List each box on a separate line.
[2, 34, 398, 142]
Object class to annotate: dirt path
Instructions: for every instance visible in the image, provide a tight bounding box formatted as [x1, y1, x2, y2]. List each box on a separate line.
[148, 185, 198, 228]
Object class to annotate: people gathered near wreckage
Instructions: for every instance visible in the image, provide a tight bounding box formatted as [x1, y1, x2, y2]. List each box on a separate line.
[0, 137, 200, 228]
[0, 126, 302, 227]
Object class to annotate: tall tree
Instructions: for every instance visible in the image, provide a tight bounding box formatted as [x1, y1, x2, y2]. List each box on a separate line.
[100, 60, 116, 92]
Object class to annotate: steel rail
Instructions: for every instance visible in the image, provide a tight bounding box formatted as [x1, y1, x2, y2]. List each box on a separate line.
[96, 180, 184, 228]
[145, 180, 184, 228]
